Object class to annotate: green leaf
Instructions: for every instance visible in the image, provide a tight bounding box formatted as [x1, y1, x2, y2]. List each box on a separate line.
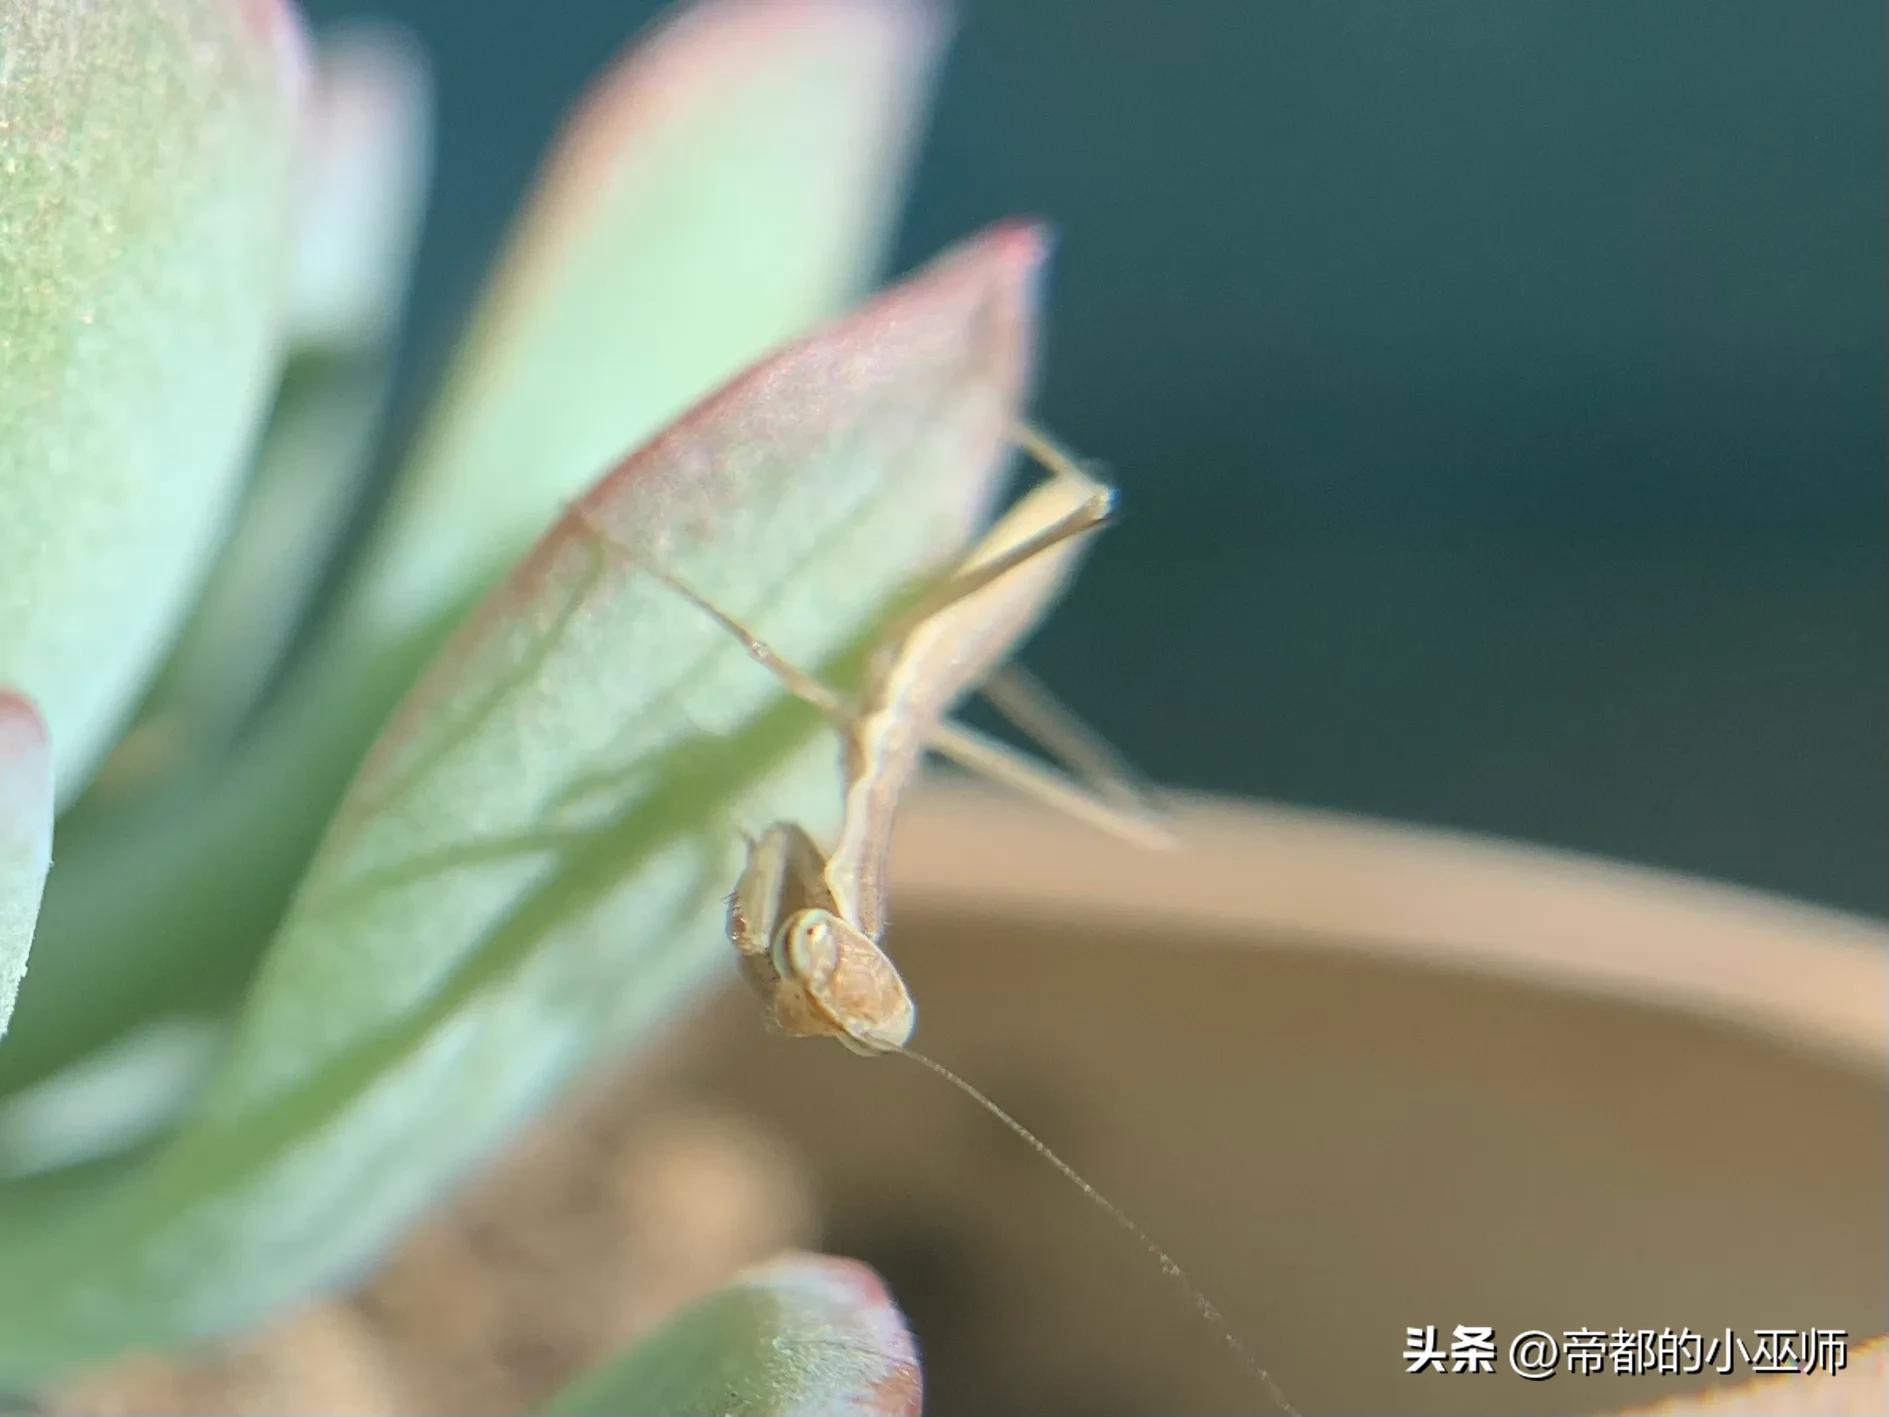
[0, 221, 1047, 1381]
[0, 0, 306, 799]
[86, 24, 435, 797]
[543, 1253, 922, 1417]
[0, 693, 52, 1039]
[0, 0, 946, 1101]
[282, 22, 432, 352]
[342, 0, 948, 647]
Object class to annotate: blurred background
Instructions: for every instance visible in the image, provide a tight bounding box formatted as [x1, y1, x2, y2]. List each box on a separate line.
[297, 0, 1885, 914]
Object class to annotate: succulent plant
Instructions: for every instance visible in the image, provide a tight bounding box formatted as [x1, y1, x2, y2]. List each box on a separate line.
[0, 0, 1031, 1406]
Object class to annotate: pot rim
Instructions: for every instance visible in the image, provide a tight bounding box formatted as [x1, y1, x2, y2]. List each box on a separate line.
[894, 782, 1889, 1075]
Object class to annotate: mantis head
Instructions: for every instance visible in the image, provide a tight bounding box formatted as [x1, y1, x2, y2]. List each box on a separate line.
[772, 906, 915, 1055]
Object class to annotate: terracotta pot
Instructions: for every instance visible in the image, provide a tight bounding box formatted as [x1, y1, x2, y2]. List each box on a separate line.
[668, 783, 1888, 1416]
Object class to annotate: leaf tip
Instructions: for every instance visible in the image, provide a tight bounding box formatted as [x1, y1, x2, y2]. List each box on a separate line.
[746, 1251, 923, 1416]
[1, 688, 53, 1034]
[0, 688, 53, 868]
[0, 690, 47, 739]
[0, 691, 52, 798]
[235, 0, 316, 103]
[973, 214, 1056, 309]
[883, 217, 1054, 406]
[288, 18, 434, 345]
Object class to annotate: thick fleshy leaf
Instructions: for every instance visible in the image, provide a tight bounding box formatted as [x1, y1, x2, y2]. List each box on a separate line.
[283, 23, 432, 351]
[0, 223, 1045, 1379]
[0, 693, 52, 1039]
[543, 1254, 921, 1417]
[0, 0, 306, 798]
[347, 0, 946, 641]
[105, 361, 396, 781]
[88, 24, 434, 794]
[0, 0, 943, 1100]
[0, 21, 430, 1100]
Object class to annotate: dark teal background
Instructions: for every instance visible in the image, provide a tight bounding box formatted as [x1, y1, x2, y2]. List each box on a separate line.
[303, 0, 1886, 913]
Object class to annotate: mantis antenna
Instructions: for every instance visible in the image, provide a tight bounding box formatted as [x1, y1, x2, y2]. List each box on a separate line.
[896, 1046, 1301, 1414]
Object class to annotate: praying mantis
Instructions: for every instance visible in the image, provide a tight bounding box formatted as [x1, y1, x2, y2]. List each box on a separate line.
[634, 424, 1300, 1414]
[646, 423, 1156, 1056]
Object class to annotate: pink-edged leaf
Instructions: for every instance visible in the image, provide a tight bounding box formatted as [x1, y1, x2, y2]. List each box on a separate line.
[544, 1253, 921, 1417]
[0, 222, 1046, 1382]
[0, 692, 53, 1039]
[347, 0, 948, 640]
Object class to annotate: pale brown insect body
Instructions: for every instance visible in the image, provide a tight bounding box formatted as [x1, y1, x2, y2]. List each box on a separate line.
[674, 427, 1124, 1054]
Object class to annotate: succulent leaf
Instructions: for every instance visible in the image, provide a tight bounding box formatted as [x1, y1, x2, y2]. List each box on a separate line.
[0, 222, 1046, 1381]
[543, 1253, 922, 1417]
[0, 0, 940, 1106]
[0, 0, 306, 798]
[283, 22, 432, 351]
[87, 24, 435, 793]
[344, 0, 947, 644]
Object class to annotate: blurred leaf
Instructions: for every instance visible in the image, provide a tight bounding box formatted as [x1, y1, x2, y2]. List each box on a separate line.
[103, 358, 397, 782]
[85, 25, 435, 799]
[0, 693, 52, 1039]
[345, 0, 947, 641]
[0, 222, 1047, 1379]
[0, 0, 939, 1099]
[283, 22, 432, 351]
[0, 1020, 217, 1179]
[0, 0, 305, 799]
[543, 1253, 922, 1417]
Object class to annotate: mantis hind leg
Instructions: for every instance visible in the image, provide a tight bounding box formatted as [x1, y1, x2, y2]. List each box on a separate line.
[977, 663, 1164, 816]
[926, 719, 1173, 850]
